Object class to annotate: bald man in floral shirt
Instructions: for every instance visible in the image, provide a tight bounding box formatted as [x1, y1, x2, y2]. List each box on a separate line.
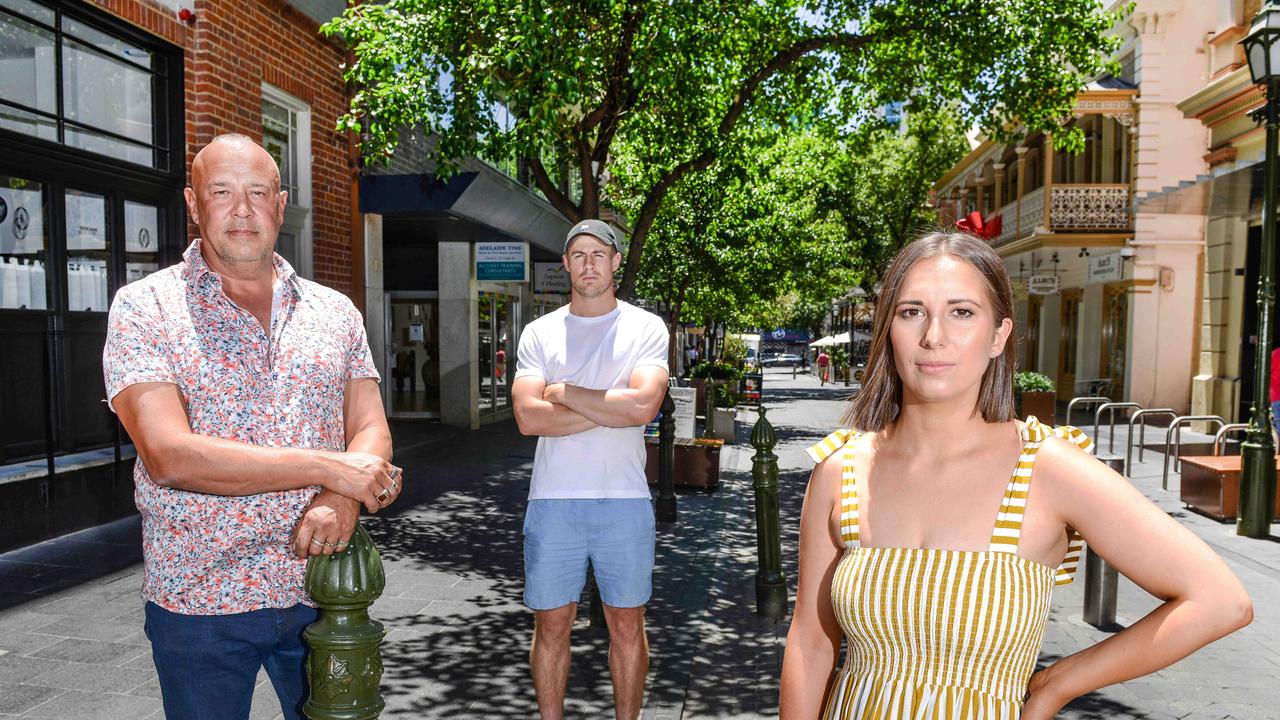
[104, 135, 401, 720]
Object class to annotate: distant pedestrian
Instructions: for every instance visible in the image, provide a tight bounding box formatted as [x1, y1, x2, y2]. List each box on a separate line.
[512, 219, 670, 720]
[817, 350, 830, 385]
[780, 231, 1251, 720]
[496, 347, 507, 380]
[103, 135, 401, 720]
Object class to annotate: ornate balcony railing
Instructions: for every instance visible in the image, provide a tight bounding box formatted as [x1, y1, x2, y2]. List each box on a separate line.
[992, 185, 1044, 245]
[1049, 184, 1130, 230]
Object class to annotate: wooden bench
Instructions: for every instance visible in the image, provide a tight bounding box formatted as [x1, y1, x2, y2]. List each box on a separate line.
[1178, 455, 1280, 521]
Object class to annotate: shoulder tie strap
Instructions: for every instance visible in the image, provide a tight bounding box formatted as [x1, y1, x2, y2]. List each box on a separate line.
[988, 417, 1046, 553]
[1051, 423, 1094, 585]
[806, 429, 861, 547]
[805, 429, 857, 464]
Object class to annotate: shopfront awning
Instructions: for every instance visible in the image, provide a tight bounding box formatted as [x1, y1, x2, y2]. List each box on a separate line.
[359, 165, 572, 256]
[1133, 162, 1263, 219]
[810, 335, 837, 347]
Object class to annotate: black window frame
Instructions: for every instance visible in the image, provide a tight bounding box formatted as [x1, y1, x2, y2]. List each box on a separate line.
[0, 0, 185, 467]
[0, 0, 184, 175]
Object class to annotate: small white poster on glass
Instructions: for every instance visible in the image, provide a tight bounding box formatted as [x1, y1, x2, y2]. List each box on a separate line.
[0, 185, 46, 256]
[66, 190, 107, 251]
[125, 201, 159, 253]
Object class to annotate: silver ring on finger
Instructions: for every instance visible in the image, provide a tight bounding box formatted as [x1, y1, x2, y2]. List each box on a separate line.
[310, 538, 326, 547]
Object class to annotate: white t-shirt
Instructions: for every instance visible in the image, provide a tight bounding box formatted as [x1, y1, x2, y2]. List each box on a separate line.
[515, 300, 670, 499]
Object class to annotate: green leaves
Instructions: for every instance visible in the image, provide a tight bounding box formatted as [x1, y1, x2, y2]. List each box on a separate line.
[325, 0, 1118, 295]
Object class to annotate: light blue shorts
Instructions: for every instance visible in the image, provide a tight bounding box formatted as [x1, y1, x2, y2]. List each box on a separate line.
[522, 498, 655, 611]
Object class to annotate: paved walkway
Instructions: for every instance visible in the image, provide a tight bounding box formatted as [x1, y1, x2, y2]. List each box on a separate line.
[0, 369, 1277, 718]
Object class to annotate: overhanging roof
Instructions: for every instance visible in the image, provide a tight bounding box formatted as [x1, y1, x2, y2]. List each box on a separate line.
[359, 166, 573, 257]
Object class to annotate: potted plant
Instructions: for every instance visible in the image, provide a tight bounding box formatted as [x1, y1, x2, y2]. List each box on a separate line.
[706, 382, 739, 443]
[689, 361, 743, 415]
[1014, 371, 1056, 423]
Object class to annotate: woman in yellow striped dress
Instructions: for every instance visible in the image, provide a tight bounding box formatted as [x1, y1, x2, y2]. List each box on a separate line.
[779, 232, 1252, 719]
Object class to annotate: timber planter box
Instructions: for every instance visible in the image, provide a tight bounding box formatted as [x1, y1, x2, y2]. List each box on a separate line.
[1016, 391, 1056, 424]
[645, 437, 723, 490]
[1179, 455, 1280, 521]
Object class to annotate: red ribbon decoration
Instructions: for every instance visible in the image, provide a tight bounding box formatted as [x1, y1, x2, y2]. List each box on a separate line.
[955, 211, 1002, 240]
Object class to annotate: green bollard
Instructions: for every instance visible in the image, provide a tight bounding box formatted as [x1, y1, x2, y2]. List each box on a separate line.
[751, 406, 788, 620]
[656, 390, 677, 522]
[303, 522, 387, 720]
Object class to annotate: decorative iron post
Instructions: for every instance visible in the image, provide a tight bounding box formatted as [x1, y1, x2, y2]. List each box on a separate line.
[1240, 3, 1280, 537]
[656, 390, 677, 522]
[304, 523, 386, 720]
[751, 406, 787, 619]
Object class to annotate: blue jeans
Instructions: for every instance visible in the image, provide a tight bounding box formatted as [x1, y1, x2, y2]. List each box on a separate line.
[144, 601, 318, 720]
[1271, 400, 1280, 437]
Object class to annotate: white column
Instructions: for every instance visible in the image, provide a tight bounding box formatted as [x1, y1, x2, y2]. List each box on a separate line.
[439, 241, 480, 428]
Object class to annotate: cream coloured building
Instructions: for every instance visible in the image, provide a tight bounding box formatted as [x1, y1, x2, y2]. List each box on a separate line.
[932, 0, 1215, 413]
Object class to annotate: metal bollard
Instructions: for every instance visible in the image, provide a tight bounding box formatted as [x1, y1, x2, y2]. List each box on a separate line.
[751, 406, 788, 620]
[656, 390, 677, 522]
[1082, 456, 1123, 628]
[304, 522, 386, 720]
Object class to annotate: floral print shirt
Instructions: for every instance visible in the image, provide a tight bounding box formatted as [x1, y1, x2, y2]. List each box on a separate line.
[103, 239, 379, 615]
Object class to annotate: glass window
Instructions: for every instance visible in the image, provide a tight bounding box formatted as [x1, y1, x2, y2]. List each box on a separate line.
[0, 11, 57, 116]
[124, 200, 159, 285]
[64, 189, 109, 312]
[62, 38, 154, 144]
[0, 1, 166, 169]
[65, 126, 152, 167]
[263, 98, 298, 201]
[0, 173, 47, 310]
[0, 0, 52, 24]
[63, 16, 152, 70]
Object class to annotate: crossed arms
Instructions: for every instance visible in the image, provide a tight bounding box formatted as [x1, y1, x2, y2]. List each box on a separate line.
[113, 377, 396, 557]
[511, 366, 670, 437]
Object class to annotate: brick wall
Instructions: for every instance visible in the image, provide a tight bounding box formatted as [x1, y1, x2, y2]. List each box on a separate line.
[87, 0, 357, 296]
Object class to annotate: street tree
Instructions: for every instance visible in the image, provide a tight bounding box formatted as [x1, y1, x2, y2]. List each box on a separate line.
[615, 129, 847, 364]
[818, 104, 972, 295]
[323, 0, 1119, 296]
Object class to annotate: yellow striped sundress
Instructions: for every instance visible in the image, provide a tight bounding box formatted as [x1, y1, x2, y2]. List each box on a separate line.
[803, 416, 1093, 719]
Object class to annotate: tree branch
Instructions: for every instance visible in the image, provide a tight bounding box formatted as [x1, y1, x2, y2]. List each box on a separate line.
[527, 156, 582, 222]
[619, 30, 890, 296]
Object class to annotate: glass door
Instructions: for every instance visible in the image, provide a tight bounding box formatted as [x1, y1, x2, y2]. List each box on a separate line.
[1056, 288, 1082, 398]
[478, 291, 517, 417]
[386, 295, 440, 418]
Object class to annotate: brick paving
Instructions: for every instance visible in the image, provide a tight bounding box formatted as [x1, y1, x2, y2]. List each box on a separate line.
[0, 369, 1277, 718]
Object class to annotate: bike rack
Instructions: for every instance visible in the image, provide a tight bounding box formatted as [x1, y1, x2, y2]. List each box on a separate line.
[1162, 415, 1226, 490]
[1093, 402, 1143, 455]
[1125, 408, 1177, 475]
[1213, 423, 1249, 456]
[1067, 396, 1111, 428]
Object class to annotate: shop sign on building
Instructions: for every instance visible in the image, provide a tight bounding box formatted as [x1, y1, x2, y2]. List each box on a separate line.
[1087, 251, 1123, 284]
[476, 242, 528, 281]
[533, 262, 571, 293]
[1028, 275, 1060, 295]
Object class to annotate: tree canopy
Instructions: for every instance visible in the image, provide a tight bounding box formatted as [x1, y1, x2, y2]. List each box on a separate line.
[324, 0, 1119, 295]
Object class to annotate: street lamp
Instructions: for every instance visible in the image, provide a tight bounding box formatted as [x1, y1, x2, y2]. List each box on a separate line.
[1238, 2, 1280, 538]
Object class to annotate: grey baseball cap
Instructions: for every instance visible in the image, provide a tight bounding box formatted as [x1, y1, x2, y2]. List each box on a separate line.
[564, 219, 621, 254]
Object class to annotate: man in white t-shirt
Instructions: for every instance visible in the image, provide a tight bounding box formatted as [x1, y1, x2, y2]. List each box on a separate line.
[512, 219, 670, 720]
